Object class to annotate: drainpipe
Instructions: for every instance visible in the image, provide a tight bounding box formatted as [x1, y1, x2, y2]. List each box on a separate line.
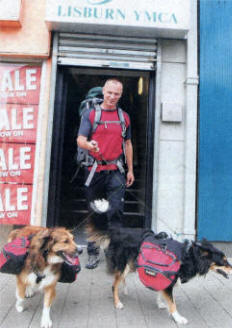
[183, 0, 199, 239]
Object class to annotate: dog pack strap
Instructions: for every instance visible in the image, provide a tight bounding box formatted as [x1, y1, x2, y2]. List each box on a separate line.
[140, 244, 177, 267]
[92, 103, 102, 133]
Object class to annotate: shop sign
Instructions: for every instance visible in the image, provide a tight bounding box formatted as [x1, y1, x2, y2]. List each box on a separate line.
[0, 184, 32, 225]
[0, 65, 41, 105]
[0, 144, 35, 184]
[0, 104, 38, 143]
[46, 0, 189, 33]
[0, 0, 22, 27]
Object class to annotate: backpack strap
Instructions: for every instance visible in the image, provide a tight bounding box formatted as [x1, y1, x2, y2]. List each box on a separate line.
[92, 103, 102, 133]
[73, 105, 127, 185]
[117, 107, 126, 163]
[92, 106, 126, 137]
[117, 108, 126, 138]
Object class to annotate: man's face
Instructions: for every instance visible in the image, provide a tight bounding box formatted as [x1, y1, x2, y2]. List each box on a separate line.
[102, 81, 123, 109]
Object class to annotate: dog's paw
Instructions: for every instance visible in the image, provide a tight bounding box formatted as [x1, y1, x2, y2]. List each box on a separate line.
[16, 303, 24, 313]
[157, 293, 166, 309]
[41, 317, 52, 328]
[157, 300, 166, 309]
[25, 286, 35, 298]
[172, 311, 188, 324]
[115, 301, 124, 309]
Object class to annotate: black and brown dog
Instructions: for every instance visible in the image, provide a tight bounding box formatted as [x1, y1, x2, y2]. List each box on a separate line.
[87, 199, 232, 324]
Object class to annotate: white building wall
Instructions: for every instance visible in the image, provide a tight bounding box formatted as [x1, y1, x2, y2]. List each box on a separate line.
[153, 0, 198, 241]
[153, 39, 187, 239]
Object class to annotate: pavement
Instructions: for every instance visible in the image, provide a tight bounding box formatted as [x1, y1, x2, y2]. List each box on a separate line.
[1, 232, 232, 328]
[1, 249, 232, 328]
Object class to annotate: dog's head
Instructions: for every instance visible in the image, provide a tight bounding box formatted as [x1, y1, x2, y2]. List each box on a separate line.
[29, 228, 82, 268]
[193, 239, 232, 278]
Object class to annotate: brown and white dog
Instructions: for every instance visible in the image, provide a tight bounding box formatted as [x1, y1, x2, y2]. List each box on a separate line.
[8, 225, 81, 328]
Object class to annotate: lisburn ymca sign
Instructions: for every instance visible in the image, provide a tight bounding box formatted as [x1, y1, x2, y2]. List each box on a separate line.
[46, 0, 189, 37]
[0, 64, 41, 225]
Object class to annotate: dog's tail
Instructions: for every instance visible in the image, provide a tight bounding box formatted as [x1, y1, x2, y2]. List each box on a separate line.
[86, 199, 111, 249]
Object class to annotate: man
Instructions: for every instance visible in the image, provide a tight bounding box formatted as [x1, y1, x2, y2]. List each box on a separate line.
[77, 78, 134, 269]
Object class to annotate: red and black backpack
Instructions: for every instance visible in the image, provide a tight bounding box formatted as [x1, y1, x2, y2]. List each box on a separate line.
[137, 233, 183, 291]
[0, 237, 81, 283]
[0, 237, 30, 274]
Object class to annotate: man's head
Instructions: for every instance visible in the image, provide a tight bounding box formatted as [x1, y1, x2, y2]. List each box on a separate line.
[102, 78, 123, 109]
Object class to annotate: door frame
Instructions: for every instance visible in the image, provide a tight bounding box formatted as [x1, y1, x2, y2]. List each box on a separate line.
[46, 66, 156, 228]
[144, 71, 156, 228]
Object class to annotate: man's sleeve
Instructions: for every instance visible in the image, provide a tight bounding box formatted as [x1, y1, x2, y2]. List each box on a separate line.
[78, 108, 92, 137]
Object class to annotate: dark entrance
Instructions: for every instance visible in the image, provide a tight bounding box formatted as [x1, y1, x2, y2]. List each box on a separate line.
[47, 67, 155, 232]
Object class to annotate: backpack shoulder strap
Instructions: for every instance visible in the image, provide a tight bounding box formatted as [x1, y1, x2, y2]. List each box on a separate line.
[92, 103, 102, 133]
[117, 108, 126, 138]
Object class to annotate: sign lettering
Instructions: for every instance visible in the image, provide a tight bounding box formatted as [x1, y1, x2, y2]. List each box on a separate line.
[0, 65, 41, 104]
[0, 144, 35, 183]
[0, 184, 32, 225]
[0, 104, 38, 143]
[46, 0, 190, 36]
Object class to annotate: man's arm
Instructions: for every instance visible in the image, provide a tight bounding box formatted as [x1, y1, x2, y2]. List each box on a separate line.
[125, 139, 134, 187]
[77, 135, 99, 153]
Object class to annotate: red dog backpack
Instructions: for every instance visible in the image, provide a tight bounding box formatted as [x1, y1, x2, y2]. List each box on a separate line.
[0, 237, 30, 274]
[0, 237, 81, 283]
[137, 234, 183, 291]
[59, 256, 81, 283]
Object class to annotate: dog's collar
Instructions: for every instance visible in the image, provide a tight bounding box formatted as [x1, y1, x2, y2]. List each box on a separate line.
[43, 249, 49, 259]
[36, 272, 46, 284]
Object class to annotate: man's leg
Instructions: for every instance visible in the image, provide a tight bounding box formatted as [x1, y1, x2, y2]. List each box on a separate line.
[105, 170, 126, 228]
[84, 170, 104, 269]
[86, 241, 100, 269]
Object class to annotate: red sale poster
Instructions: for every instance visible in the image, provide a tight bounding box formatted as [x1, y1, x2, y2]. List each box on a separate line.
[0, 104, 38, 143]
[0, 184, 33, 225]
[0, 143, 35, 184]
[0, 64, 41, 105]
[0, 63, 41, 225]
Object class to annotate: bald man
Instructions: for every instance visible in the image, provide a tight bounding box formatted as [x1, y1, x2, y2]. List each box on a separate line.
[77, 78, 134, 269]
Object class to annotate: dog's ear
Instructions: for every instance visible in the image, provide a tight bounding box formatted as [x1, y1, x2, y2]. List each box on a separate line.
[196, 239, 223, 257]
[193, 241, 212, 274]
[30, 229, 51, 251]
[193, 241, 211, 258]
[38, 229, 52, 250]
[28, 229, 51, 272]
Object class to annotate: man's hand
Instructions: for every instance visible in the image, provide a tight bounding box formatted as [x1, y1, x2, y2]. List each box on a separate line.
[126, 171, 134, 187]
[77, 136, 99, 152]
[88, 140, 99, 153]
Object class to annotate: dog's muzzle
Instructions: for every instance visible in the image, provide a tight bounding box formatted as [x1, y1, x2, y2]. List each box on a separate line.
[216, 268, 229, 279]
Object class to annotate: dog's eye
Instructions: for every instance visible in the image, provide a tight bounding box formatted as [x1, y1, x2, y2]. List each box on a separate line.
[64, 239, 69, 243]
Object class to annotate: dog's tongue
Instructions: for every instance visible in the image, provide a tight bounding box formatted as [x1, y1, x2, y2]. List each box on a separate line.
[65, 254, 79, 265]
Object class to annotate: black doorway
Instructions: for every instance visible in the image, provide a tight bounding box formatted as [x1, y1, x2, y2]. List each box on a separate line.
[47, 67, 155, 231]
